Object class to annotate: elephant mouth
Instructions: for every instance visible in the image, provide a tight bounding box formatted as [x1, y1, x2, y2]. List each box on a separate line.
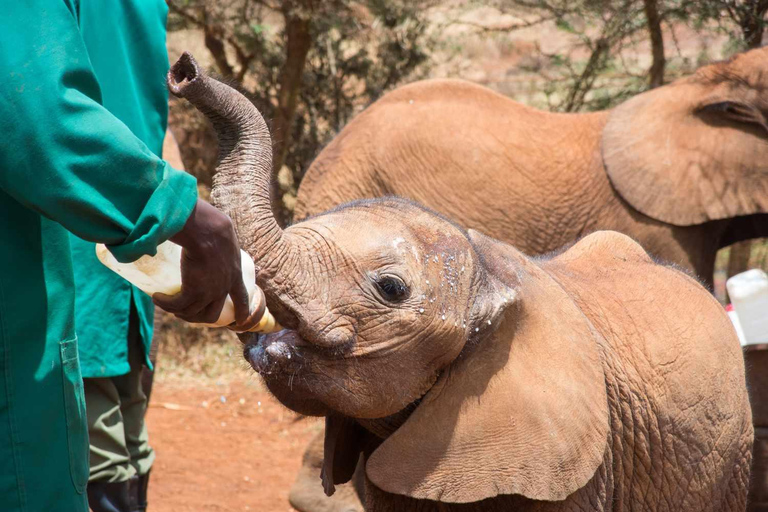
[243, 330, 303, 375]
[244, 328, 348, 380]
[243, 329, 337, 416]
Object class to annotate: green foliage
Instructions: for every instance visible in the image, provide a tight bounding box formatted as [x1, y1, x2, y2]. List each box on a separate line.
[724, 34, 750, 55]
[555, 18, 576, 33]
[491, 0, 768, 112]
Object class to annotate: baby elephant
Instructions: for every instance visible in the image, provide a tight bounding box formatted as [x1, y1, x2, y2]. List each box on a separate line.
[168, 53, 753, 511]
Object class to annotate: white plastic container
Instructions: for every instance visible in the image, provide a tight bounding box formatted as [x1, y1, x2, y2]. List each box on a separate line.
[96, 241, 279, 332]
[726, 308, 747, 346]
[726, 269, 768, 346]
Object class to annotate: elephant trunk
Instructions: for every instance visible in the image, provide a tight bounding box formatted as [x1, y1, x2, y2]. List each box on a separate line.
[166, 52, 284, 267]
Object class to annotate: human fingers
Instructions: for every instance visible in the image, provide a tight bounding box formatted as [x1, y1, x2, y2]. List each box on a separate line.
[152, 291, 197, 314]
[229, 274, 251, 326]
[228, 287, 267, 333]
[177, 294, 228, 324]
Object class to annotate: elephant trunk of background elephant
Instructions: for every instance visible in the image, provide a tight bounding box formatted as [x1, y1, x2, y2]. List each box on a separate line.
[166, 52, 285, 269]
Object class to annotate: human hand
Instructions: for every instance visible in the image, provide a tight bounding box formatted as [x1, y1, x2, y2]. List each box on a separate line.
[227, 286, 269, 333]
[153, 199, 250, 325]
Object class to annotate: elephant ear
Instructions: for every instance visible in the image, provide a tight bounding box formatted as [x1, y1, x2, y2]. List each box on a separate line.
[366, 231, 610, 503]
[602, 82, 768, 226]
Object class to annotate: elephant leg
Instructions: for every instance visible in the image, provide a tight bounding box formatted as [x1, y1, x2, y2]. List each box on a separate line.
[745, 350, 768, 511]
[289, 429, 364, 512]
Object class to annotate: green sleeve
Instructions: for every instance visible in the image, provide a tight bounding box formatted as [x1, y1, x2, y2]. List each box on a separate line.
[0, 0, 197, 263]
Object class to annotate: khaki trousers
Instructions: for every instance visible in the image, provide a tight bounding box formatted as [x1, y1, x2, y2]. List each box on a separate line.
[84, 311, 155, 483]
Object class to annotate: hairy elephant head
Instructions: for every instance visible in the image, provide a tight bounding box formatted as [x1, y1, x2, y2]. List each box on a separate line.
[602, 46, 768, 228]
[168, 52, 610, 503]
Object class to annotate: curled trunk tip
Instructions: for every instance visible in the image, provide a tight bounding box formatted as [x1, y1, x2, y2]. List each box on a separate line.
[167, 51, 201, 98]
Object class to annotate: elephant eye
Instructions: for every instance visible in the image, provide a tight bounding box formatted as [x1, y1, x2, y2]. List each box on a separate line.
[698, 101, 766, 131]
[375, 275, 410, 303]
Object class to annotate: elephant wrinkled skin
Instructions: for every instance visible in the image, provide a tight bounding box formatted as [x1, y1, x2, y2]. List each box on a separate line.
[294, 46, 768, 511]
[168, 53, 753, 512]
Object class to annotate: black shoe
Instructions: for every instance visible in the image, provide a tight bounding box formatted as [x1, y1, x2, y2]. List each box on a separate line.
[87, 480, 132, 512]
[130, 472, 150, 512]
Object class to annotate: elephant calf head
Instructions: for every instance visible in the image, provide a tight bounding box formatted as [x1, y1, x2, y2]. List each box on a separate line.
[243, 200, 513, 420]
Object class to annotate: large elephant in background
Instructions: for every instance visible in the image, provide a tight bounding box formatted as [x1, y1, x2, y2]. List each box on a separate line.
[167, 53, 754, 511]
[292, 46, 768, 511]
[296, 47, 768, 288]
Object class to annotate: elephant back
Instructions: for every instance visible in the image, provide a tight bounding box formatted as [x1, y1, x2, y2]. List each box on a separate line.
[544, 231, 752, 510]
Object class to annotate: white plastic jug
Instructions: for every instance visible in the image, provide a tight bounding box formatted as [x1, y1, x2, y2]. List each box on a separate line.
[96, 241, 280, 332]
[726, 269, 768, 346]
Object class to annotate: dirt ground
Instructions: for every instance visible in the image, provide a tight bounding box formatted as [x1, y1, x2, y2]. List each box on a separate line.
[146, 378, 323, 512]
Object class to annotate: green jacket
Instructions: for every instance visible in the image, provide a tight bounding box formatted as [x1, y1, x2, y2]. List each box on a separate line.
[0, 1, 196, 510]
[71, 0, 175, 378]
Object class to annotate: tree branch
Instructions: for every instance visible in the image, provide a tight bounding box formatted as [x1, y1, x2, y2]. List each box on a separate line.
[444, 14, 555, 33]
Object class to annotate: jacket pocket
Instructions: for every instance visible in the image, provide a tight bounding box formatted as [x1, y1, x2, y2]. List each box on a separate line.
[60, 338, 89, 494]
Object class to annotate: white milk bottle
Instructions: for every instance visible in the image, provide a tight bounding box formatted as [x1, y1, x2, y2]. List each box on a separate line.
[727, 269, 768, 346]
[95, 241, 279, 332]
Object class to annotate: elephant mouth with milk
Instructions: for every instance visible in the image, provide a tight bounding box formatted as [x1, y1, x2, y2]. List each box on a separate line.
[244, 329, 360, 418]
[234, 194, 488, 421]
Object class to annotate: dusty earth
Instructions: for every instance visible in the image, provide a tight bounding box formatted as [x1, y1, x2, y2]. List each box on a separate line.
[146, 378, 323, 512]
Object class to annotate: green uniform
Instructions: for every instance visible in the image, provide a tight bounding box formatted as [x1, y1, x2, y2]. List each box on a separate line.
[72, 0, 173, 378]
[70, 0, 174, 488]
[0, 2, 198, 511]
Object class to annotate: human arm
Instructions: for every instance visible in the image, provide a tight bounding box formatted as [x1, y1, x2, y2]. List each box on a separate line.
[0, 0, 250, 325]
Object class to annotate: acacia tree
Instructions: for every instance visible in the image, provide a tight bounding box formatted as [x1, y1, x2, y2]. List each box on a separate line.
[487, 0, 766, 111]
[699, 0, 768, 48]
[167, 0, 436, 221]
[485, 0, 667, 111]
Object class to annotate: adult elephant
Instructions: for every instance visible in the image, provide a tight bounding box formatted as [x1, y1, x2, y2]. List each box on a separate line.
[293, 47, 768, 511]
[296, 48, 768, 287]
[167, 53, 754, 511]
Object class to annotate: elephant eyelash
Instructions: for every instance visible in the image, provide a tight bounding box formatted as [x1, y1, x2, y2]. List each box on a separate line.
[698, 101, 749, 115]
[372, 274, 411, 303]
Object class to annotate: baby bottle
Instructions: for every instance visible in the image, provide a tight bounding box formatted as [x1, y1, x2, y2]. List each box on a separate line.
[95, 241, 280, 332]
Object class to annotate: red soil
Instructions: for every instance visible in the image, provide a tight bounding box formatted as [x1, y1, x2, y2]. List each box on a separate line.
[146, 380, 322, 512]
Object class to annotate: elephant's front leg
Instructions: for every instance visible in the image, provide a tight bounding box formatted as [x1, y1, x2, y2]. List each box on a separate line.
[289, 430, 364, 512]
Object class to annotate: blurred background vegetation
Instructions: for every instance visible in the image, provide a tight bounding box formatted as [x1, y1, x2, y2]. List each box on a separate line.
[157, 0, 768, 372]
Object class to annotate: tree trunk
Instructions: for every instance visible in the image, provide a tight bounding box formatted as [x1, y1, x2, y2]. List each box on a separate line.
[643, 0, 665, 88]
[271, 13, 312, 224]
[204, 28, 235, 78]
[740, 0, 768, 49]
